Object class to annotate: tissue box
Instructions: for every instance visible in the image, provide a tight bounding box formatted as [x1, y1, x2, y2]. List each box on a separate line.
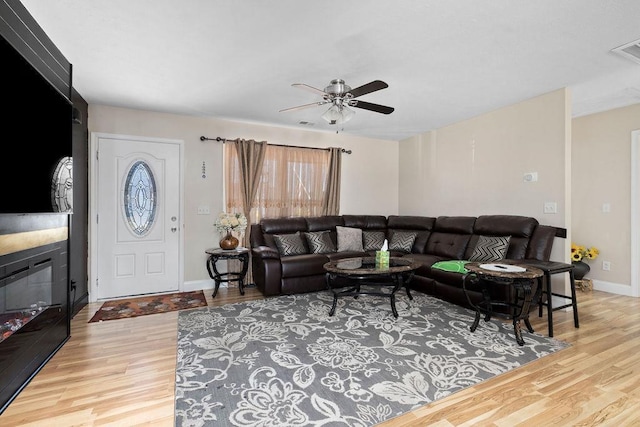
[376, 250, 389, 268]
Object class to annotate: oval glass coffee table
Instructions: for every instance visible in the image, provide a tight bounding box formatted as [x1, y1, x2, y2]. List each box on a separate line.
[323, 257, 421, 318]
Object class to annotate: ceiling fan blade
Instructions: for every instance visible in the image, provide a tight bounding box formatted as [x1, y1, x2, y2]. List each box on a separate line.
[279, 101, 328, 113]
[348, 80, 389, 98]
[292, 83, 327, 97]
[350, 100, 394, 115]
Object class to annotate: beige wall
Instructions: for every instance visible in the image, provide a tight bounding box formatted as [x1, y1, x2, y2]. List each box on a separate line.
[572, 103, 640, 293]
[399, 89, 571, 263]
[87, 98, 640, 296]
[88, 105, 399, 283]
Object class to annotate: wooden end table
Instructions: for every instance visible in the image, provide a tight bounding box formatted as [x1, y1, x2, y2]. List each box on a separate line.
[462, 262, 543, 346]
[323, 257, 420, 318]
[205, 247, 250, 297]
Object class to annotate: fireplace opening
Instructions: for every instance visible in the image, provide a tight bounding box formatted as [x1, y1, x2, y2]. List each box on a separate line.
[1, 257, 56, 343]
[0, 240, 69, 414]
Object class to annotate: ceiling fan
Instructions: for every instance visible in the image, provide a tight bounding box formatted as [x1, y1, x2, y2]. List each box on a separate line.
[280, 78, 394, 125]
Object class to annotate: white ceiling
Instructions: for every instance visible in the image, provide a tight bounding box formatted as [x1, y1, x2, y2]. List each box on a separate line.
[20, 0, 640, 141]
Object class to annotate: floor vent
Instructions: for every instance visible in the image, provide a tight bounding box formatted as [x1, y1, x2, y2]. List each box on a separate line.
[612, 38, 640, 65]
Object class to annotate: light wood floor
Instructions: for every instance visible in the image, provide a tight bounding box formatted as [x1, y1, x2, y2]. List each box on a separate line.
[1, 287, 639, 426]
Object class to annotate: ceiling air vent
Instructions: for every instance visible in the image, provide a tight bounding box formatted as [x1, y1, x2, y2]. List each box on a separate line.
[612, 38, 640, 65]
[298, 121, 315, 126]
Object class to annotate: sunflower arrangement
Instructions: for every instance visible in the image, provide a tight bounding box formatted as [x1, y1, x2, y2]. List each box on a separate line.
[571, 243, 599, 262]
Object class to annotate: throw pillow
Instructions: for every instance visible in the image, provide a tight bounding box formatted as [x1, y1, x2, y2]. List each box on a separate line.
[431, 260, 470, 274]
[336, 226, 364, 252]
[469, 235, 511, 262]
[389, 231, 417, 253]
[304, 231, 336, 254]
[273, 232, 307, 256]
[363, 231, 386, 251]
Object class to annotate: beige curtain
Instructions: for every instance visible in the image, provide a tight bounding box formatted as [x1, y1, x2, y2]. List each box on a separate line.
[322, 147, 342, 215]
[227, 142, 339, 225]
[225, 139, 266, 285]
[234, 139, 266, 245]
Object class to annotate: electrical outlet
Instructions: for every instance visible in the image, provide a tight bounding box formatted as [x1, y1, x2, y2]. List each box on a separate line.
[602, 261, 611, 271]
[197, 206, 210, 215]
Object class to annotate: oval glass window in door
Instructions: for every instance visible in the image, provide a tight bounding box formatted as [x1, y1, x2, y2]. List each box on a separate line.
[51, 156, 73, 212]
[124, 160, 157, 236]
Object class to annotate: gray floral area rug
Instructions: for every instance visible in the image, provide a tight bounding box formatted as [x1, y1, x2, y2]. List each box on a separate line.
[175, 291, 569, 426]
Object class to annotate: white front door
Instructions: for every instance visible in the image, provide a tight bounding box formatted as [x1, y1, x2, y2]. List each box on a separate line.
[91, 133, 183, 300]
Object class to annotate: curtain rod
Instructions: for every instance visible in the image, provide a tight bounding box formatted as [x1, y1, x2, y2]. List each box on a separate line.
[200, 136, 352, 154]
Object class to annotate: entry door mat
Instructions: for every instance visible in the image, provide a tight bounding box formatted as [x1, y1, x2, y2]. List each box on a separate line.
[175, 292, 569, 426]
[89, 291, 207, 323]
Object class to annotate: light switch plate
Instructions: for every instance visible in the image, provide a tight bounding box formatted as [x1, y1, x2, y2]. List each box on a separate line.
[543, 202, 557, 214]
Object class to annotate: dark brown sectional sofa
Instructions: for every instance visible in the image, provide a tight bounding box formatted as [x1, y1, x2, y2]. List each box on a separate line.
[249, 214, 558, 309]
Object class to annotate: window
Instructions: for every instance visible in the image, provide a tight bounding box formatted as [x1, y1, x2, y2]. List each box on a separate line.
[124, 160, 157, 236]
[225, 144, 330, 222]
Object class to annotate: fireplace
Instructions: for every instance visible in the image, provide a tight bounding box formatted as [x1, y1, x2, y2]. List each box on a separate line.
[0, 236, 70, 413]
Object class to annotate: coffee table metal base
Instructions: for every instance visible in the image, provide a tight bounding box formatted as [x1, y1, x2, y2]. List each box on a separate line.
[325, 273, 413, 318]
[323, 257, 420, 319]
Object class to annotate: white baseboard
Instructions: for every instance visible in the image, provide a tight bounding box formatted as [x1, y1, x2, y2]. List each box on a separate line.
[593, 279, 635, 297]
[183, 279, 220, 293]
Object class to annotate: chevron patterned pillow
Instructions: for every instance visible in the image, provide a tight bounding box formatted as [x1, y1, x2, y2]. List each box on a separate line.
[273, 232, 308, 256]
[304, 231, 336, 254]
[469, 235, 511, 262]
[363, 231, 386, 251]
[389, 231, 417, 253]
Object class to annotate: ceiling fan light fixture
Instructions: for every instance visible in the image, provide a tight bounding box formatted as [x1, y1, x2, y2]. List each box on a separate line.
[284, 78, 392, 124]
[321, 103, 355, 125]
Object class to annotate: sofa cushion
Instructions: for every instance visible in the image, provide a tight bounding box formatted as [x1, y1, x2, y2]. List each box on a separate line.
[304, 231, 336, 254]
[363, 230, 386, 251]
[389, 231, 417, 253]
[387, 215, 436, 230]
[274, 232, 307, 256]
[261, 217, 308, 234]
[433, 216, 476, 234]
[425, 232, 471, 259]
[281, 254, 328, 278]
[387, 215, 436, 254]
[468, 235, 511, 262]
[305, 216, 344, 232]
[343, 215, 387, 230]
[336, 226, 364, 252]
[470, 215, 537, 259]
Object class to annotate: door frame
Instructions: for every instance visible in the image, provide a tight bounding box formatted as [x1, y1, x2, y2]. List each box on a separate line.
[88, 132, 185, 302]
[631, 129, 639, 297]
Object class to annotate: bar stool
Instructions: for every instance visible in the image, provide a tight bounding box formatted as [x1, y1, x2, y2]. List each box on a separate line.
[520, 260, 579, 337]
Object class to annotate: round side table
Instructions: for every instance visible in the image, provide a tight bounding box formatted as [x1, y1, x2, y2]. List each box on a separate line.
[205, 247, 250, 297]
[463, 262, 543, 346]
